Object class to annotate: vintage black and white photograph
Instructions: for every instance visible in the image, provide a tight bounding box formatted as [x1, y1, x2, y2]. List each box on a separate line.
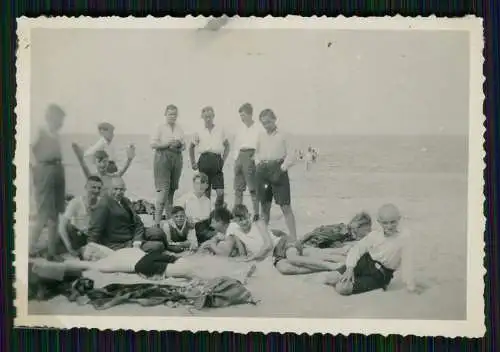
[15, 16, 485, 336]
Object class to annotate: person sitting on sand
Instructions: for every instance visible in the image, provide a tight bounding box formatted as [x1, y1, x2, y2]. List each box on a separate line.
[30, 247, 257, 285]
[324, 204, 420, 295]
[72, 144, 136, 194]
[86, 177, 161, 257]
[84, 122, 119, 173]
[161, 206, 198, 253]
[58, 175, 104, 258]
[175, 172, 214, 244]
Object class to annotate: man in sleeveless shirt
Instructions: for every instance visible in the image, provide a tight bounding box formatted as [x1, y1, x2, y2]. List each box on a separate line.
[30, 104, 66, 260]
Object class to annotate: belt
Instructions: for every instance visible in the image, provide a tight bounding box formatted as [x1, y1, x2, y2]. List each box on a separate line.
[239, 148, 256, 152]
[200, 151, 222, 156]
[258, 159, 284, 165]
[39, 159, 62, 165]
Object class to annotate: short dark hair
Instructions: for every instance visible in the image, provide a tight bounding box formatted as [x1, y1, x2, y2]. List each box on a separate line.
[202, 106, 214, 114]
[171, 206, 185, 215]
[212, 207, 233, 224]
[98, 122, 115, 131]
[165, 104, 178, 114]
[259, 109, 277, 120]
[239, 103, 253, 115]
[87, 175, 103, 184]
[193, 172, 209, 184]
[232, 204, 249, 218]
[94, 150, 109, 161]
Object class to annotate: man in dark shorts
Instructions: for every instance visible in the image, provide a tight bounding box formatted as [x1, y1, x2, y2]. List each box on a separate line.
[151, 104, 185, 226]
[324, 204, 421, 295]
[255, 109, 297, 240]
[30, 104, 67, 259]
[189, 106, 230, 209]
[233, 103, 261, 221]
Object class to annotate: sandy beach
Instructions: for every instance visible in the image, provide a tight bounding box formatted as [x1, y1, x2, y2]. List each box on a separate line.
[28, 134, 468, 320]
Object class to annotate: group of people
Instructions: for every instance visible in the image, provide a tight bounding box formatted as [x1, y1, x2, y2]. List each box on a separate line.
[29, 103, 421, 298]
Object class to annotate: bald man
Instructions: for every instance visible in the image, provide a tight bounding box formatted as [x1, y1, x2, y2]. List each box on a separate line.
[324, 204, 418, 295]
[86, 177, 166, 256]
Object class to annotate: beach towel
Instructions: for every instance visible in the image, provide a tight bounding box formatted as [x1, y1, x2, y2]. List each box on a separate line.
[193, 277, 257, 310]
[83, 283, 192, 310]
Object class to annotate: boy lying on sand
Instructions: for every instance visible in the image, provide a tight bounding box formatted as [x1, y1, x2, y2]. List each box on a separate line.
[29, 247, 257, 285]
[324, 204, 422, 295]
[198, 205, 284, 261]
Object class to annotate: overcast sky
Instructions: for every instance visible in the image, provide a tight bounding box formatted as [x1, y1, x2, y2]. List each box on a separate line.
[30, 27, 470, 135]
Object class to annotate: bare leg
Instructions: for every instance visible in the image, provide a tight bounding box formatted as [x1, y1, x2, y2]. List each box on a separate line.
[261, 201, 272, 225]
[30, 212, 49, 255]
[275, 259, 325, 275]
[302, 247, 347, 263]
[46, 218, 59, 257]
[280, 204, 297, 240]
[166, 255, 257, 283]
[154, 190, 166, 226]
[215, 189, 225, 209]
[165, 190, 175, 219]
[249, 190, 259, 219]
[234, 190, 244, 207]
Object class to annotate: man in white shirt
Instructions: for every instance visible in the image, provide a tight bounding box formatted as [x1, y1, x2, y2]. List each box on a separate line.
[151, 104, 186, 226]
[174, 172, 213, 244]
[189, 106, 230, 210]
[325, 204, 420, 295]
[84, 122, 118, 173]
[58, 175, 103, 258]
[233, 103, 261, 221]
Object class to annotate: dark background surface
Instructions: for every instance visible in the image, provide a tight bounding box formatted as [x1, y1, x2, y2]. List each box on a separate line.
[1, 0, 497, 350]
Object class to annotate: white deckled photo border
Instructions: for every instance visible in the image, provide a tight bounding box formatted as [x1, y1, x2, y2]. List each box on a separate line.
[14, 15, 486, 337]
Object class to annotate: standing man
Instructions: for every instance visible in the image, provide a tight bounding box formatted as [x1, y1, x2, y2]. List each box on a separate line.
[30, 104, 67, 260]
[151, 104, 185, 227]
[233, 103, 261, 221]
[84, 122, 119, 173]
[189, 106, 230, 209]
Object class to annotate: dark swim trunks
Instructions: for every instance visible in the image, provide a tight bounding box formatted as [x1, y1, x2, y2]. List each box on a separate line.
[32, 162, 66, 221]
[255, 159, 291, 206]
[336, 253, 395, 294]
[134, 251, 179, 278]
[198, 152, 224, 191]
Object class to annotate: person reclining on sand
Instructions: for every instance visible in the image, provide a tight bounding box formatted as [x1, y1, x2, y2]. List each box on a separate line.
[72, 143, 136, 194]
[174, 172, 215, 244]
[29, 247, 257, 285]
[199, 205, 284, 261]
[299, 212, 373, 263]
[58, 175, 104, 258]
[272, 236, 344, 275]
[323, 204, 422, 295]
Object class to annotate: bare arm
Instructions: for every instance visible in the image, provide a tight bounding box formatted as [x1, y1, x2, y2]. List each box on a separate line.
[222, 138, 230, 164]
[281, 135, 297, 171]
[250, 221, 274, 260]
[189, 137, 198, 168]
[84, 138, 106, 157]
[72, 143, 92, 178]
[117, 145, 136, 177]
[58, 200, 77, 253]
